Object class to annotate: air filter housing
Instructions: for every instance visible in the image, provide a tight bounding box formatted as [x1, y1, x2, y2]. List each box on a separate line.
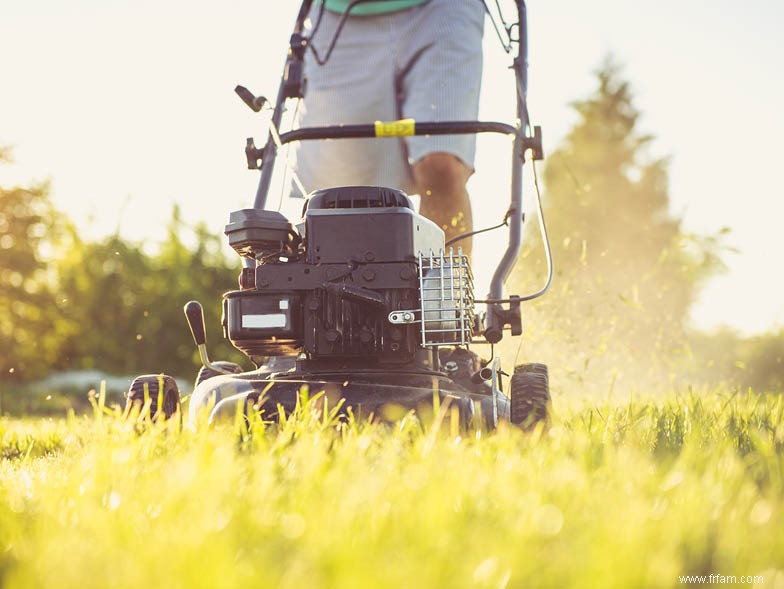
[225, 209, 300, 260]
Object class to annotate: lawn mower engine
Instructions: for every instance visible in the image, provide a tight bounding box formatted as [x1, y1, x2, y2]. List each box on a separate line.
[185, 185, 508, 426]
[224, 185, 472, 367]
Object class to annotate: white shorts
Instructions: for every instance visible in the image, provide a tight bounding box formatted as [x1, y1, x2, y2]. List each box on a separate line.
[294, 0, 485, 194]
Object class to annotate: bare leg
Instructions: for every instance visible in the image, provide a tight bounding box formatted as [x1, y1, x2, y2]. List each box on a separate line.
[412, 153, 474, 258]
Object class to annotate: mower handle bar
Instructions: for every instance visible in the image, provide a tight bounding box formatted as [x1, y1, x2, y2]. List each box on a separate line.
[246, 119, 542, 168]
[278, 120, 518, 143]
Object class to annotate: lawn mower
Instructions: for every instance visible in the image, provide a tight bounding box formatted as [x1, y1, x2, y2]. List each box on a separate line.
[124, 0, 553, 429]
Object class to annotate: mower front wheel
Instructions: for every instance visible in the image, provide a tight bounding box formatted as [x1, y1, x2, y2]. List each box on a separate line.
[125, 374, 181, 421]
[510, 368, 550, 429]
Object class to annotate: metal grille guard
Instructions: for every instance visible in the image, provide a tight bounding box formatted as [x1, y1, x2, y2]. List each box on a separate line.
[388, 248, 475, 347]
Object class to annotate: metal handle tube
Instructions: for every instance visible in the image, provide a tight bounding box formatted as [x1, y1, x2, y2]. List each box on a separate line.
[253, 0, 313, 210]
[485, 0, 529, 342]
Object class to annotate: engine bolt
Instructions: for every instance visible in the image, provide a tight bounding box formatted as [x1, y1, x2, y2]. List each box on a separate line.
[362, 269, 376, 281]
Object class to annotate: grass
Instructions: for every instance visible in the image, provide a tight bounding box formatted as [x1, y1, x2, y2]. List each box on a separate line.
[1, 391, 783, 588]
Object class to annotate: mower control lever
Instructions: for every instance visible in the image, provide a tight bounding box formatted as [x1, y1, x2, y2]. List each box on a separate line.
[184, 300, 207, 345]
[183, 301, 236, 376]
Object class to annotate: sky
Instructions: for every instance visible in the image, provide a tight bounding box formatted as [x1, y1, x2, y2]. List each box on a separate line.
[1, 0, 783, 335]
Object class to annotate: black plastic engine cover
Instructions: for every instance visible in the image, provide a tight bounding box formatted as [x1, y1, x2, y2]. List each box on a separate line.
[306, 208, 443, 264]
[304, 187, 442, 265]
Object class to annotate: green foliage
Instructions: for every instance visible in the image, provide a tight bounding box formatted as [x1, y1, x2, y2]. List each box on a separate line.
[687, 328, 784, 393]
[0, 392, 783, 588]
[0, 165, 61, 381]
[513, 60, 726, 392]
[1, 150, 244, 387]
[51, 206, 244, 378]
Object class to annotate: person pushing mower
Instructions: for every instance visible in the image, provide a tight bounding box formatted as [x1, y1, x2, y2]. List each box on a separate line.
[124, 0, 552, 430]
[295, 0, 485, 258]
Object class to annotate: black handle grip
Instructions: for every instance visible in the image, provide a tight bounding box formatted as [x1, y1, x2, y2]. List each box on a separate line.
[235, 85, 266, 113]
[184, 300, 207, 346]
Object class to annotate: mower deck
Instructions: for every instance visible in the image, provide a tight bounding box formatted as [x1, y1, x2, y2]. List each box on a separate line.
[189, 365, 509, 428]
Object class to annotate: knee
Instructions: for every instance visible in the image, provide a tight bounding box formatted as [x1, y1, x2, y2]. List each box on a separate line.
[412, 153, 472, 195]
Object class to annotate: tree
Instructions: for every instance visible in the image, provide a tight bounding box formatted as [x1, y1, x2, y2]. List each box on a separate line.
[511, 60, 724, 392]
[1, 146, 246, 390]
[0, 150, 61, 381]
[51, 230, 156, 374]
[139, 206, 245, 376]
[686, 328, 784, 393]
[51, 206, 245, 379]
[1, 145, 246, 388]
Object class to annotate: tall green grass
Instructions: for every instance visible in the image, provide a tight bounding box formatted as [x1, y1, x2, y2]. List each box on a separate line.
[1, 391, 783, 588]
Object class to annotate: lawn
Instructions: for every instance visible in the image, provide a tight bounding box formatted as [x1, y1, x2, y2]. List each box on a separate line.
[1, 391, 782, 588]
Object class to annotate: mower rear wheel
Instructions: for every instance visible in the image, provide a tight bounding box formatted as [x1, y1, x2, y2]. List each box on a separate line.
[125, 374, 181, 421]
[515, 363, 549, 387]
[195, 361, 243, 386]
[510, 371, 550, 428]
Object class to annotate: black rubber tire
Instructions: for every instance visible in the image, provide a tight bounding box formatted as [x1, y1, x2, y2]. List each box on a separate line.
[125, 374, 181, 421]
[195, 361, 243, 386]
[510, 371, 550, 428]
[514, 363, 549, 387]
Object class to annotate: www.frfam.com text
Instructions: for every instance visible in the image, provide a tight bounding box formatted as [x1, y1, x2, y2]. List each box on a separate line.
[679, 574, 764, 585]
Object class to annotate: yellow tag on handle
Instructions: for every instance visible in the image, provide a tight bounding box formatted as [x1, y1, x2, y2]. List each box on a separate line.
[374, 118, 416, 137]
